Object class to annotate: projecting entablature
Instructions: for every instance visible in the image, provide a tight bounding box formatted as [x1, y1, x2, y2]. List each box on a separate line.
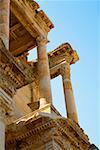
[0, 39, 37, 97]
[48, 43, 79, 79]
[10, 0, 54, 56]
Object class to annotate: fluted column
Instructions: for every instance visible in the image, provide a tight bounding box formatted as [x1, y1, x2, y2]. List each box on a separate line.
[0, 104, 5, 150]
[60, 63, 78, 123]
[0, 0, 10, 49]
[36, 35, 52, 107]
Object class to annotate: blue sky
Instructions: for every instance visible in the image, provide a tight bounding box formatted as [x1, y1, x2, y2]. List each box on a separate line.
[29, 0, 100, 148]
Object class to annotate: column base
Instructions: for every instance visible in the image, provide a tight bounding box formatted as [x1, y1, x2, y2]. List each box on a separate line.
[28, 97, 51, 111]
[39, 103, 61, 116]
[39, 98, 47, 108]
[28, 102, 61, 116]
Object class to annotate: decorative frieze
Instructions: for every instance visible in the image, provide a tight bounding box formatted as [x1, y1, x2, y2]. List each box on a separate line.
[6, 113, 90, 150]
[0, 38, 37, 97]
[48, 43, 79, 69]
[0, 67, 16, 97]
[35, 10, 54, 33]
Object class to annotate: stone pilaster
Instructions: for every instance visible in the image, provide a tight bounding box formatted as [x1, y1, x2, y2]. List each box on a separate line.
[36, 35, 52, 106]
[60, 63, 78, 123]
[0, 88, 14, 150]
[0, 0, 10, 49]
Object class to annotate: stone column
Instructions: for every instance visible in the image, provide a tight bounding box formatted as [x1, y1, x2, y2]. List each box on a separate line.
[60, 63, 78, 123]
[0, 103, 5, 150]
[0, 0, 10, 50]
[36, 35, 52, 107]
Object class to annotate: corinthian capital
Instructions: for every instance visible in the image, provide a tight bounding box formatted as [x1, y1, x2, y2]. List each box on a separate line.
[36, 35, 48, 46]
[60, 63, 70, 80]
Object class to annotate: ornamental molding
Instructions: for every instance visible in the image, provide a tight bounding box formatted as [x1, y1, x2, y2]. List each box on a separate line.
[0, 38, 37, 96]
[0, 67, 17, 97]
[36, 35, 48, 46]
[6, 115, 90, 149]
[59, 63, 71, 80]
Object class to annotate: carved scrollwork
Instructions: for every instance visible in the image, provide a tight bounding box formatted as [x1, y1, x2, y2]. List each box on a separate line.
[60, 63, 70, 80]
[64, 80, 72, 90]
[0, 38, 36, 90]
[36, 35, 48, 46]
[0, 67, 16, 97]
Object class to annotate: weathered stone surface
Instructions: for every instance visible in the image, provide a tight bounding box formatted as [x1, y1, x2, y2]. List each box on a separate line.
[0, 0, 97, 149]
[37, 35, 52, 104]
[0, 39, 36, 97]
[5, 110, 90, 150]
[10, 0, 54, 56]
[60, 63, 78, 123]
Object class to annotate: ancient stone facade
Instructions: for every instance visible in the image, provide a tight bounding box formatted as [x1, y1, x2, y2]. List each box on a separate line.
[0, 0, 98, 150]
[6, 107, 90, 150]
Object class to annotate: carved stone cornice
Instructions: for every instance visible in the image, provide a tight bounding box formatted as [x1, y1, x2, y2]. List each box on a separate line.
[35, 10, 54, 31]
[47, 42, 79, 79]
[10, 0, 54, 39]
[6, 112, 90, 150]
[22, 0, 40, 11]
[48, 42, 79, 68]
[0, 67, 16, 97]
[0, 38, 37, 97]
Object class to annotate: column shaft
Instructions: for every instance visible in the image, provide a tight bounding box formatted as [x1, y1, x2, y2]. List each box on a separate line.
[61, 63, 78, 123]
[0, 0, 10, 49]
[37, 36, 52, 106]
